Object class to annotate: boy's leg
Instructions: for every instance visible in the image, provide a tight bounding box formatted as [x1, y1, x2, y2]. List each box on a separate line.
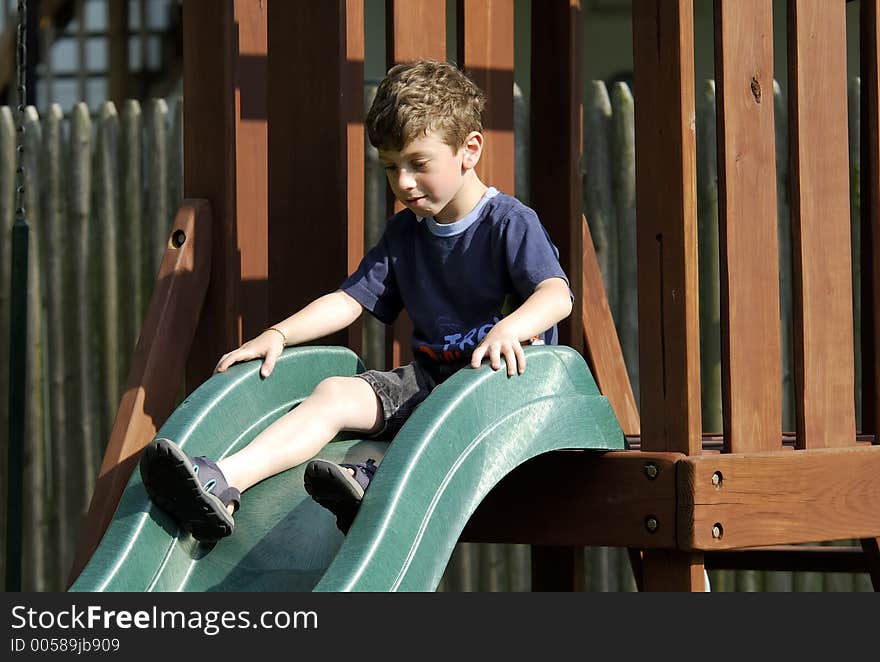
[216, 375, 382, 495]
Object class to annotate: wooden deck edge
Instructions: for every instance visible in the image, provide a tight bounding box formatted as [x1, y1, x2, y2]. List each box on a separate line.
[678, 446, 880, 550]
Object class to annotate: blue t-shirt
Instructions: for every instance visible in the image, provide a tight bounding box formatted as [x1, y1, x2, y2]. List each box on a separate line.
[340, 188, 570, 365]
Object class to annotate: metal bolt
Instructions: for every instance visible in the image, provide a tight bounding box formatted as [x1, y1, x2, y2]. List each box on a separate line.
[644, 463, 659, 480]
[712, 523, 724, 539]
[645, 516, 659, 533]
[711, 471, 723, 488]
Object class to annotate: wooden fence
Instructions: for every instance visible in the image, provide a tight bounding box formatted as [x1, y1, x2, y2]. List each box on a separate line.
[1, 79, 873, 591]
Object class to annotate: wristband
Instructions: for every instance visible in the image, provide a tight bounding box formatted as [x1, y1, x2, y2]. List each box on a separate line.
[265, 326, 286, 346]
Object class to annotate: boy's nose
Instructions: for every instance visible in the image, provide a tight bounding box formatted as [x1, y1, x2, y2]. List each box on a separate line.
[397, 170, 416, 191]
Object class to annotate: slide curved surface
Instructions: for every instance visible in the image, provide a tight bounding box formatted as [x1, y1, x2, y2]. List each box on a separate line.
[70, 345, 624, 592]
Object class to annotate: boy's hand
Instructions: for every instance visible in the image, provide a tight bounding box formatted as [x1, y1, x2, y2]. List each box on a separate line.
[470, 323, 525, 377]
[214, 329, 285, 378]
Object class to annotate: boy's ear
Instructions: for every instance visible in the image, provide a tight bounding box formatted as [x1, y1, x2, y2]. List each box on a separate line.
[461, 131, 484, 170]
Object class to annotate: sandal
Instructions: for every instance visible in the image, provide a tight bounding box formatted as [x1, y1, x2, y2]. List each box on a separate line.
[140, 438, 241, 542]
[304, 458, 378, 534]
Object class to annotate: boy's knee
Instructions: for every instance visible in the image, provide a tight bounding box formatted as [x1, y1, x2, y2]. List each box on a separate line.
[312, 376, 350, 400]
[310, 376, 381, 430]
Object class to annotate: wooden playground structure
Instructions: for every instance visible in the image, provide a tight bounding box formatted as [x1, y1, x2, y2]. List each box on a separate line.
[68, 0, 880, 591]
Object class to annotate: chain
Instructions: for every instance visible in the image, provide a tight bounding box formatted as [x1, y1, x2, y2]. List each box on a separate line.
[15, 0, 27, 225]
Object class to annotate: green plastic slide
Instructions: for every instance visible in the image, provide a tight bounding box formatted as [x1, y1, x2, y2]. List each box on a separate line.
[70, 345, 624, 592]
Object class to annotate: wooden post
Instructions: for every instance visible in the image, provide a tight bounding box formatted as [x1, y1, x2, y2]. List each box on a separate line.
[458, 0, 515, 196]
[787, 0, 855, 449]
[715, 0, 782, 453]
[633, 0, 702, 456]
[529, 0, 584, 591]
[632, 0, 704, 590]
[530, 0, 583, 354]
[267, 0, 364, 354]
[235, 0, 270, 344]
[384, 0, 447, 367]
[182, 0, 239, 388]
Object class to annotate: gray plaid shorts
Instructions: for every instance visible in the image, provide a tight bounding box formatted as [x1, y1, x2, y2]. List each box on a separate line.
[355, 359, 468, 438]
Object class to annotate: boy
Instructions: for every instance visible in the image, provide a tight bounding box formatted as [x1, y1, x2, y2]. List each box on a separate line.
[140, 59, 572, 541]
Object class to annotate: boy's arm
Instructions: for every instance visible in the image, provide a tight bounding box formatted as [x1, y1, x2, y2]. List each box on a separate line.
[215, 290, 364, 377]
[470, 277, 573, 376]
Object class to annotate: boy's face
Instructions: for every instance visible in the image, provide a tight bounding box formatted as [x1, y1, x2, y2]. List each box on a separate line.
[378, 130, 482, 222]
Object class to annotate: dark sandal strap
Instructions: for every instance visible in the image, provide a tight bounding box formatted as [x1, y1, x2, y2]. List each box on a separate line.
[217, 487, 241, 513]
[193, 456, 241, 512]
[339, 458, 378, 491]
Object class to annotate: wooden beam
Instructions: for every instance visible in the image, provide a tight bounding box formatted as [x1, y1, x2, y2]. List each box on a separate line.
[458, 0, 515, 196]
[461, 450, 682, 548]
[679, 445, 880, 550]
[182, 0, 238, 388]
[234, 0, 269, 344]
[68, 200, 212, 586]
[582, 215, 640, 435]
[267, 0, 364, 354]
[386, 0, 446, 65]
[787, 0, 855, 448]
[632, 0, 702, 455]
[714, 0, 782, 453]
[530, 0, 583, 353]
[641, 550, 705, 592]
[384, 0, 447, 368]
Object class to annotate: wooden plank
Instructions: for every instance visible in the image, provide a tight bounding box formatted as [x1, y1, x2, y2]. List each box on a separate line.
[458, 0, 515, 196]
[582, 215, 640, 435]
[530, 0, 583, 352]
[267, 0, 364, 354]
[641, 550, 705, 592]
[632, 0, 702, 455]
[788, 0, 856, 448]
[386, 0, 446, 65]
[384, 0, 447, 367]
[68, 200, 213, 586]
[678, 445, 880, 550]
[861, 0, 880, 434]
[714, 0, 782, 453]
[234, 0, 270, 343]
[526, 2, 582, 590]
[461, 450, 682, 548]
[182, 0, 238, 389]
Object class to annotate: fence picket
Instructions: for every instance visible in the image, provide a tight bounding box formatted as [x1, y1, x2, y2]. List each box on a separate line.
[41, 104, 70, 588]
[0, 106, 13, 585]
[610, 82, 638, 404]
[69, 102, 98, 524]
[145, 99, 169, 283]
[584, 80, 617, 318]
[95, 102, 121, 454]
[22, 106, 47, 591]
[121, 100, 143, 353]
